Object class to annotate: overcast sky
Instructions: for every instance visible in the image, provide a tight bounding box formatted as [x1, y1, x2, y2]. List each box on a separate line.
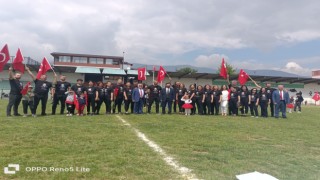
[1, 0, 319, 76]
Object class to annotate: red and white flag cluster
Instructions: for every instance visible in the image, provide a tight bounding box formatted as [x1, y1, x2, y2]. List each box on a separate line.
[0, 44, 53, 77]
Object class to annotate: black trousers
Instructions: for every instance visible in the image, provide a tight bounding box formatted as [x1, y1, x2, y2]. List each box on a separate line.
[161, 99, 172, 114]
[52, 94, 66, 114]
[66, 103, 75, 114]
[229, 100, 238, 115]
[195, 98, 203, 115]
[240, 100, 249, 115]
[6, 94, 22, 116]
[270, 102, 274, 117]
[173, 99, 177, 113]
[148, 97, 160, 113]
[87, 96, 96, 114]
[22, 100, 35, 115]
[178, 95, 185, 113]
[191, 98, 196, 114]
[250, 103, 259, 116]
[113, 97, 123, 113]
[211, 100, 220, 115]
[203, 100, 211, 115]
[34, 94, 48, 115]
[124, 98, 134, 113]
[294, 102, 302, 112]
[260, 101, 268, 117]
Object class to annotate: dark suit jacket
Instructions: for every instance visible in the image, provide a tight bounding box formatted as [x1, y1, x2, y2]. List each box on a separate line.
[132, 88, 144, 102]
[272, 90, 290, 104]
[160, 87, 175, 102]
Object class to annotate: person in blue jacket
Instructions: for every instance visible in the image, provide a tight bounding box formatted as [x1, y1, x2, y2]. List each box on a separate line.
[272, 85, 290, 119]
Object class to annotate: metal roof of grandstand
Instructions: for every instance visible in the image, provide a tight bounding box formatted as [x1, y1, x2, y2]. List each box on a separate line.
[131, 63, 319, 84]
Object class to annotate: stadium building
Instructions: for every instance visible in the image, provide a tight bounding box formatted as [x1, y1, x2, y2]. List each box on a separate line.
[0, 52, 319, 104]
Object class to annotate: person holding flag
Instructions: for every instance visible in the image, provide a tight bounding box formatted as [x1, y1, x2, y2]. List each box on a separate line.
[25, 63, 57, 116]
[147, 80, 162, 114]
[7, 67, 23, 117]
[21, 83, 35, 117]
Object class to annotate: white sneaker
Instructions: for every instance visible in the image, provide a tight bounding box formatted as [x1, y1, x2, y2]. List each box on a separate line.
[298, 111, 301, 113]
[32, 114, 37, 117]
[23, 114, 27, 117]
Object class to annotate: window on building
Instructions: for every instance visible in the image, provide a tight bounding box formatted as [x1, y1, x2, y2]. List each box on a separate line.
[73, 57, 87, 63]
[59, 56, 71, 63]
[113, 60, 120, 65]
[89, 58, 104, 64]
[105, 59, 113, 65]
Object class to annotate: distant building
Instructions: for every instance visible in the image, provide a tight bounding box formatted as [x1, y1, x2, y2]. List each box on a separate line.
[312, 70, 320, 79]
[51, 52, 133, 82]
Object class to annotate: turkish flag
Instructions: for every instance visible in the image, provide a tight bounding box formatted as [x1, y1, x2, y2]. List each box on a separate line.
[13, 48, 25, 74]
[138, 67, 146, 81]
[36, 57, 52, 79]
[0, 44, 10, 72]
[238, 69, 249, 85]
[21, 82, 31, 95]
[220, 58, 228, 79]
[157, 66, 166, 83]
[313, 92, 320, 102]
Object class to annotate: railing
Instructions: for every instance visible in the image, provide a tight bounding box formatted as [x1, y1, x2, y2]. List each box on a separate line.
[7, 56, 40, 66]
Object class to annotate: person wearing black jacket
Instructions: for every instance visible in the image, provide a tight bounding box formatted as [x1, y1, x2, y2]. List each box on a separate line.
[113, 79, 124, 114]
[259, 87, 270, 118]
[203, 84, 213, 115]
[176, 83, 187, 114]
[294, 93, 304, 113]
[147, 80, 162, 114]
[95, 82, 105, 114]
[52, 75, 71, 115]
[26, 66, 57, 116]
[211, 85, 221, 115]
[249, 88, 259, 117]
[104, 81, 114, 114]
[265, 83, 275, 117]
[124, 82, 134, 114]
[87, 81, 98, 115]
[188, 84, 196, 115]
[195, 85, 204, 115]
[6, 67, 23, 117]
[239, 85, 250, 116]
[229, 86, 240, 116]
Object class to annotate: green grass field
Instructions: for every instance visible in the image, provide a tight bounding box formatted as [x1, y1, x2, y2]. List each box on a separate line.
[0, 99, 319, 180]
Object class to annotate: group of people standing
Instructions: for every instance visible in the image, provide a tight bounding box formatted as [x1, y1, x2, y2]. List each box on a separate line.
[6, 68, 293, 119]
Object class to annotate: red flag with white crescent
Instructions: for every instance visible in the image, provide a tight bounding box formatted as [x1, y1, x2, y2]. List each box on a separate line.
[13, 48, 25, 74]
[137, 67, 146, 81]
[36, 57, 52, 79]
[238, 69, 249, 85]
[157, 66, 166, 83]
[220, 58, 228, 79]
[20, 82, 31, 95]
[0, 44, 10, 72]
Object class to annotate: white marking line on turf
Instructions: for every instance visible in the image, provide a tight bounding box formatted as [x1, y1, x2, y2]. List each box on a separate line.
[116, 116, 199, 180]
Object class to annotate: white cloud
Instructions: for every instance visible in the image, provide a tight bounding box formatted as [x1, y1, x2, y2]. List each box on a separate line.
[279, 62, 312, 76]
[194, 54, 229, 68]
[1, 0, 320, 65]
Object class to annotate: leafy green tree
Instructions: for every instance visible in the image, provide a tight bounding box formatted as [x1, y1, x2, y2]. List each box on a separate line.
[177, 67, 198, 74]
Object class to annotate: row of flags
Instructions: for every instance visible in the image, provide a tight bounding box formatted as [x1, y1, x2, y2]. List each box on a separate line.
[138, 58, 250, 85]
[0, 44, 54, 79]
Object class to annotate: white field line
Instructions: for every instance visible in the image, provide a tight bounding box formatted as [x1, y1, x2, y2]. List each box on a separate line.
[116, 115, 199, 180]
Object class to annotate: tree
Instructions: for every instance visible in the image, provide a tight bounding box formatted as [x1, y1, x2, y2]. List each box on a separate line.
[217, 63, 236, 75]
[177, 67, 198, 74]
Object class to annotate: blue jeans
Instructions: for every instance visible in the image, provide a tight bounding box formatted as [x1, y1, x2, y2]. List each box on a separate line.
[274, 101, 286, 118]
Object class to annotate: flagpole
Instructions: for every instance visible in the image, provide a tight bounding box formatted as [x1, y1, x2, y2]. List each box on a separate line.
[153, 66, 155, 82]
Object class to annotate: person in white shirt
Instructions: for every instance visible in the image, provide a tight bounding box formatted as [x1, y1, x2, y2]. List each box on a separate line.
[220, 85, 229, 116]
